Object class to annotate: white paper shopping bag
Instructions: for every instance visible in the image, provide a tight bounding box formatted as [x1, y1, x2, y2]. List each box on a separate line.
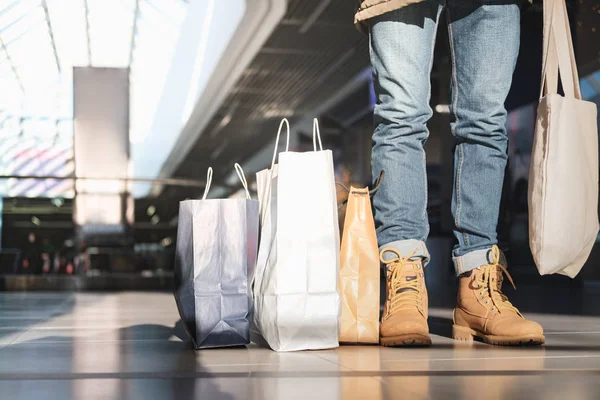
[253, 118, 341, 352]
[528, 0, 599, 277]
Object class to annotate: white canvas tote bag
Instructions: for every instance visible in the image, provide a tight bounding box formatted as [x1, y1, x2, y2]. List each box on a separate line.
[253, 118, 340, 352]
[528, 0, 599, 277]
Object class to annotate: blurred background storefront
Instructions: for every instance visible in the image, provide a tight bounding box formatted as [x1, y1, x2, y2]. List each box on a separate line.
[0, 0, 598, 290]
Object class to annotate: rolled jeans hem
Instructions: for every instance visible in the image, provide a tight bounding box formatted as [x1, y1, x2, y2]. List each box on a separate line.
[379, 239, 430, 266]
[453, 247, 507, 276]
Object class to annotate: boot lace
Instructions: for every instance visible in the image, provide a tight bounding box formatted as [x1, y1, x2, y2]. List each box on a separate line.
[474, 246, 522, 317]
[380, 248, 423, 320]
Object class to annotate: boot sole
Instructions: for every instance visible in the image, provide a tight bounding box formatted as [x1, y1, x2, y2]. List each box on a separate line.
[452, 325, 545, 346]
[380, 334, 432, 347]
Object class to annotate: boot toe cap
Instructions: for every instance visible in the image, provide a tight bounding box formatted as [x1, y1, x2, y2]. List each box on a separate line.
[494, 317, 544, 337]
[380, 314, 429, 337]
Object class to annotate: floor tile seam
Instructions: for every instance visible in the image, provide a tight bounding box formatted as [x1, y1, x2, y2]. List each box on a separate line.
[310, 352, 354, 370]
[10, 338, 185, 345]
[28, 315, 177, 319]
[0, 369, 598, 381]
[0, 326, 32, 352]
[1, 326, 170, 330]
[378, 354, 600, 363]
[0, 327, 39, 331]
[310, 351, 391, 388]
[370, 374, 430, 400]
[13, 325, 180, 331]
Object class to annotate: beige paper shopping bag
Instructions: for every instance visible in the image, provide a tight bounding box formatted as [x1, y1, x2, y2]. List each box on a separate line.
[338, 173, 383, 344]
[528, 0, 599, 277]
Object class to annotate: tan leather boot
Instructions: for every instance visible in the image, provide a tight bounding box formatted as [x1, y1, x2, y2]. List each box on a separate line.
[379, 248, 431, 346]
[453, 246, 545, 346]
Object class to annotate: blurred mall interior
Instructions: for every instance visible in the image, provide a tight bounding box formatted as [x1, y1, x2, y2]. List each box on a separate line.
[0, 0, 599, 398]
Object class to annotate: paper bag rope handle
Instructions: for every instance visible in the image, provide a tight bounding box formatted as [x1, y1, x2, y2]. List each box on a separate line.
[313, 118, 324, 151]
[234, 163, 252, 200]
[201, 167, 213, 200]
[269, 118, 290, 171]
[269, 117, 325, 172]
[201, 164, 251, 200]
[336, 170, 385, 209]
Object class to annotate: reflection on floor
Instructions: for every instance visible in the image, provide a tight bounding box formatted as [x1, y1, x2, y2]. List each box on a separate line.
[0, 285, 598, 400]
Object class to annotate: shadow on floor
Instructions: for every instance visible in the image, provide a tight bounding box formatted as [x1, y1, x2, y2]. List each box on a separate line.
[3, 321, 237, 400]
[428, 315, 600, 351]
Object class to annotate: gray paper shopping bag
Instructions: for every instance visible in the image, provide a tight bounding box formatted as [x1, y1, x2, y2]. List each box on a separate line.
[174, 164, 259, 349]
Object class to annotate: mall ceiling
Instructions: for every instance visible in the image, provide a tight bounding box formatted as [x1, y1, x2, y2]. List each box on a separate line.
[5, 0, 598, 231]
[151, 0, 372, 220]
[163, 0, 599, 205]
[166, 0, 369, 191]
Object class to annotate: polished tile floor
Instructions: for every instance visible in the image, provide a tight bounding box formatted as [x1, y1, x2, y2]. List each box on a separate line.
[0, 288, 599, 400]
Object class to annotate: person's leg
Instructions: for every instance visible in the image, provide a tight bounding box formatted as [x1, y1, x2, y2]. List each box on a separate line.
[446, 0, 519, 274]
[371, 1, 443, 264]
[447, 1, 544, 345]
[370, 1, 443, 347]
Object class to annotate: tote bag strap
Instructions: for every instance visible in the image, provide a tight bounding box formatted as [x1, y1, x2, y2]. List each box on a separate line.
[540, 0, 582, 100]
[554, 0, 581, 99]
[234, 163, 252, 200]
[201, 167, 213, 200]
[540, 0, 556, 98]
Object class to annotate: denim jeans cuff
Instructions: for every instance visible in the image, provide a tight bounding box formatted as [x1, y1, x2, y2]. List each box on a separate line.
[379, 239, 430, 266]
[453, 247, 507, 276]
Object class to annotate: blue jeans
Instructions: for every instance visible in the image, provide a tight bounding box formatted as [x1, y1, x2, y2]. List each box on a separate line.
[370, 0, 520, 274]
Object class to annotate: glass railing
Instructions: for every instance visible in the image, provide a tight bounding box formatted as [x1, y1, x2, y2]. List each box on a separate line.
[0, 175, 252, 279]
